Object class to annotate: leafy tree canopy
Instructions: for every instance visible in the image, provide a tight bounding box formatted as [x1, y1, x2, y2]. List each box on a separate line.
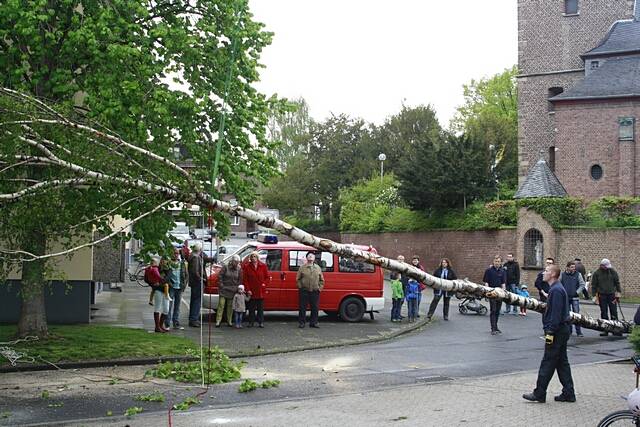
[0, 0, 281, 336]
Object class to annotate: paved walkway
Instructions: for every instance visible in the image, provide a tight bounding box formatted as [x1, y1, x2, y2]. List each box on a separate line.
[91, 279, 429, 357]
[5, 360, 626, 426]
[156, 361, 634, 427]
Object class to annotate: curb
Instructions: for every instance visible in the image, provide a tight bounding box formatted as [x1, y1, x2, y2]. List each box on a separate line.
[0, 317, 431, 374]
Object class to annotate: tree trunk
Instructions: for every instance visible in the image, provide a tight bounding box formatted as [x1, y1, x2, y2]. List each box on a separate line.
[197, 193, 633, 335]
[16, 231, 48, 338]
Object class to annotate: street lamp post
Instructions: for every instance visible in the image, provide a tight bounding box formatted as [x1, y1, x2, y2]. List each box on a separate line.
[378, 153, 386, 182]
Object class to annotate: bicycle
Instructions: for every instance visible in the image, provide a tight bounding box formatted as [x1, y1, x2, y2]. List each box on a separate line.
[597, 356, 640, 426]
[127, 262, 148, 287]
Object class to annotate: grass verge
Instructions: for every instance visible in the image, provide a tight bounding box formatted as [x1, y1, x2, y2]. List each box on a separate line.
[0, 324, 197, 366]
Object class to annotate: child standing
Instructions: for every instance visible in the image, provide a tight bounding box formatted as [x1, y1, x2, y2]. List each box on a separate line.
[406, 279, 420, 322]
[390, 272, 404, 322]
[517, 284, 529, 316]
[232, 285, 251, 328]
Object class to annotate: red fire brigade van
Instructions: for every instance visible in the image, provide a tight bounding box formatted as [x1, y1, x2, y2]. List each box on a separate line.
[203, 236, 384, 322]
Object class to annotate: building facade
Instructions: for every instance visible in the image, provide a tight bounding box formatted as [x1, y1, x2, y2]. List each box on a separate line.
[517, 0, 634, 183]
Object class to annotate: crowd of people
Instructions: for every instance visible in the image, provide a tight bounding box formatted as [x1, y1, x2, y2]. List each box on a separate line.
[144, 244, 325, 331]
[390, 253, 624, 338]
[144, 241, 624, 339]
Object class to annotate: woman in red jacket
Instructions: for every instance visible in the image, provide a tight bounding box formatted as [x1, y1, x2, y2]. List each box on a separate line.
[243, 251, 270, 328]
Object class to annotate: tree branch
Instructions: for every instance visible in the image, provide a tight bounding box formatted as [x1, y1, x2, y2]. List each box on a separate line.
[0, 200, 172, 262]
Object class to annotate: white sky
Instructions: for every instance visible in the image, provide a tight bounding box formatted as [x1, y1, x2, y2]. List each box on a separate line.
[249, 0, 518, 127]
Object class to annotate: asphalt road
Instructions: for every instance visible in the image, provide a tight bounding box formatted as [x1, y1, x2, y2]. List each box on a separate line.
[1, 302, 633, 427]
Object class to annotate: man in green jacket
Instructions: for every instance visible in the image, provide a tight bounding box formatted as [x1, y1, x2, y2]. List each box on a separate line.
[296, 252, 325, 329]
[591, 258, 622, 337]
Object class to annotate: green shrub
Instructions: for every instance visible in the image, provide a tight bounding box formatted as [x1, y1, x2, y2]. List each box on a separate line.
[382, 207, 432, 231]
[586, 197, 640, 227]
[516, 197, 587, 229]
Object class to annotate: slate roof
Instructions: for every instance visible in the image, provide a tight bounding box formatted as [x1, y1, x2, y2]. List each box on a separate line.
[514, 158, 568, 199]
[550, 56, 640, 101]
[583, 20, 640, 58]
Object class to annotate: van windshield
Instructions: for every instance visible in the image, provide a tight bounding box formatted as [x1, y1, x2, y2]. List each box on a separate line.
[228, 244, 257, 261]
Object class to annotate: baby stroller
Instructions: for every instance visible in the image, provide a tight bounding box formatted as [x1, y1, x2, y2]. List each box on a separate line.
[455, 292, 488, 315]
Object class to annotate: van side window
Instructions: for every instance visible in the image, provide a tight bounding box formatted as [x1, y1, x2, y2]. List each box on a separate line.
[258, 249, 282, 271]
[338, 256, 375, 273]
[288, 251, 334, 272]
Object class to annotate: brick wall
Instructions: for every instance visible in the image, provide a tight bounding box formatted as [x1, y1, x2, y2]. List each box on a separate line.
[558, 229, 640, 296]
[554, 100, 640, 199]
[517, 0, 633, 183]
[518, 0, 632, 75]
[341, 230, 517, 285]
[341, 225, 640, 297]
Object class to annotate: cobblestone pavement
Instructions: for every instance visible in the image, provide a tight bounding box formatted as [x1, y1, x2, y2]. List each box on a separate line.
[65, 361, 634, 427]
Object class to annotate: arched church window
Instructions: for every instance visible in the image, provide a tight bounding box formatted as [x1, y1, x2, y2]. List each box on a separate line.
[524, 229, 544, 267]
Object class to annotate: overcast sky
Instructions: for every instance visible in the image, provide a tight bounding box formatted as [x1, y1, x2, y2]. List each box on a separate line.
[249, 0, 518, 127]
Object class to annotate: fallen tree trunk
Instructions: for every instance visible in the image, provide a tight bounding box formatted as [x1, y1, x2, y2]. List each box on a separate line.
[197, 195, 633, 335]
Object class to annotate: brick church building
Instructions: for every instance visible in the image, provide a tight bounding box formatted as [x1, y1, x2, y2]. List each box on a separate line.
[515, 0, 640, 294]
[517, 0, 637, 198]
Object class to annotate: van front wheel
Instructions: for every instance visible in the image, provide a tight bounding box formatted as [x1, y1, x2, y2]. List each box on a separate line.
[339, 297, 365, 322]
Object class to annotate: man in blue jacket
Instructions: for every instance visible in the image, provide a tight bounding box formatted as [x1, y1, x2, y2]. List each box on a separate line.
[523, 263, 575, 403]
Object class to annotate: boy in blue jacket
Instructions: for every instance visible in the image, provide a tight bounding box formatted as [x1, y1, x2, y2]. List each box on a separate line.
[406, 279, 420, 323]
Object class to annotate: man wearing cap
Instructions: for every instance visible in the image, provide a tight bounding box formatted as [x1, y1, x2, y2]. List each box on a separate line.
[591, 258, 622, 337]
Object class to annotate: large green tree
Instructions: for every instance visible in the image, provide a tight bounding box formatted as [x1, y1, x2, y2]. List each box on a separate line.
[0, 0, 279, 337]
[263, 114, 377, 225]
[452, 66, 518, 192]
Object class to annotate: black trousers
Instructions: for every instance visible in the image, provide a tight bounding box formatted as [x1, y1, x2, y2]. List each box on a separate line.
[427, 294, 450, 319]
[598, 293, 618, 321]
[534, 324, 575, 398]
[489, 299, 502, 331]
[247, 298, 264, 324]
[298, 289, 320, 326]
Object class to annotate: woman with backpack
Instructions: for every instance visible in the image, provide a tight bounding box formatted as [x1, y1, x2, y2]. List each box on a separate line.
[145, 257, 170, 333]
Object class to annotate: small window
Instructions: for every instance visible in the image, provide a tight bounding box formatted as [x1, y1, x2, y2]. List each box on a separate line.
[564, 0, 578, 15]
[338, 256, 375, 273]
[590, 164, 603, 180]
[231, 215, 240, 226]
[258, 249, 282, 271]
[548, 146, 556, 172]
[619, 117, 635, 141]
[590, 61, 600, 70]
[524, 229, 543, 267]
[288, 251, 334, 272]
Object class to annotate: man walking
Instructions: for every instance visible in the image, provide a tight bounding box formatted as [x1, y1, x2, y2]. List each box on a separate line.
[591, 258, 623, 337]
[523, 263, 575, 403]
[503, 253, 521, 314]
[483, 255, 506, 335]
[297, 252, 325, 328]
[535, 257, 555, 302]
[560, 261, 585, 337]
